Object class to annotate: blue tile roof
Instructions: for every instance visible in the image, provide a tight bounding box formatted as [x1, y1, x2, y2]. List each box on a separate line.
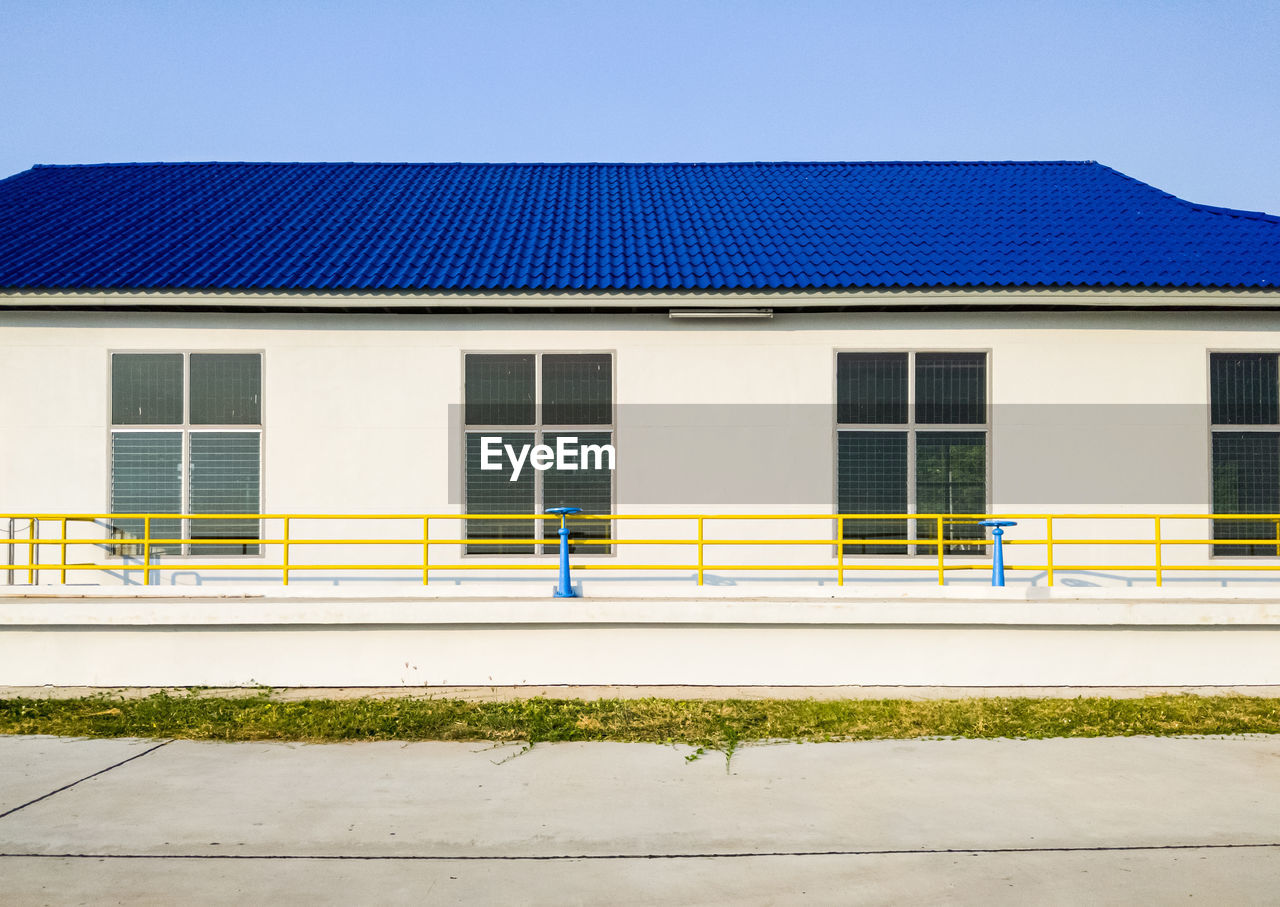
[0, 161, 1277, 291]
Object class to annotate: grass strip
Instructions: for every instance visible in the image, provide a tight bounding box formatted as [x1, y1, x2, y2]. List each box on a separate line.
[1, 693, 1278, 746]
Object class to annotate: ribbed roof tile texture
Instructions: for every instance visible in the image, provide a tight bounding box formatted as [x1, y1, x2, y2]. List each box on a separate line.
[0, 161, 1276, 291]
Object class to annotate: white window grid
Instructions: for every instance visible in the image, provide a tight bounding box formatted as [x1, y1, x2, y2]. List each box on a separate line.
[462, 351, 615, 556]
[108, 351, 263, 558]
[834, 350, 991, 557]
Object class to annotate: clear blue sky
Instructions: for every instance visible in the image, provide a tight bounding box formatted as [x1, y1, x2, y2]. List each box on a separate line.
[4, 0, 1278, 212]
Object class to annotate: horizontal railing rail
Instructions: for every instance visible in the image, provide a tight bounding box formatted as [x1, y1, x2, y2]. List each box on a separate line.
[2, 512, 1279, 588]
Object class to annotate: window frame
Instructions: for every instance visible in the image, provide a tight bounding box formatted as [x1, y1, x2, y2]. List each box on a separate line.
[833, 348, 992, 558]
[1207, 349, 1280, 559]
[106, 349, 265, 559]
[460, 350, 617, 557]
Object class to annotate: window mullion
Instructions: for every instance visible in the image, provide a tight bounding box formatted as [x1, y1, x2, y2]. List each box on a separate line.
[534, 429, 545, 554]
[534, 354, 543, 553]
[906, 429, 918, 553]
[182, 353, 190, 556]
[906, 353, 918, 552]
[906, 352, 916, 429]
[180, 429, 189, 556]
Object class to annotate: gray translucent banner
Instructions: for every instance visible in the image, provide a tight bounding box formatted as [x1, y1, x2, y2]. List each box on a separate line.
[449, 405, 1219, 507]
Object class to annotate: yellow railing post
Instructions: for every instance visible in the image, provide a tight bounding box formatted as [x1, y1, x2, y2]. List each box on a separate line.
[1045, 516, 1054, 587]
[1274, 517, 1279, 559]
[423, 517, 430, 586]
[282, 517, 291, 586]
[143, 516, 151, 586]
[837, 515, 845, 586]
[696, 516, 704, 586]
[60, 517, 67, 584]
[26, 517, 35, 585]
[936, 515, 944, 586]
[1154, 516, 1163, 588]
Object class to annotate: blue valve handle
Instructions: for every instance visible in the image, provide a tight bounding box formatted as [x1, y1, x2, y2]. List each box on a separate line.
[548, 507, 582, 597]
[978, 520, 1018, 587]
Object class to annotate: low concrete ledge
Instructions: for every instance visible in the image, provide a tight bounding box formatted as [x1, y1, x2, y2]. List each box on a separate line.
[10, 582, 1280, 601]
[4, 595, 1280, 628]
[4, 585, 1280, 687]
[5, 583, 1280, 628]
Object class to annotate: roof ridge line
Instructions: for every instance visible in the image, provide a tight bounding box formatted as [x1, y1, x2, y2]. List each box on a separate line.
[27, 159, 1101, 170]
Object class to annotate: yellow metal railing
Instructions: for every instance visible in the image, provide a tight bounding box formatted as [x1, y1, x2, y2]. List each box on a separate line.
[4, 512, 1280, 588]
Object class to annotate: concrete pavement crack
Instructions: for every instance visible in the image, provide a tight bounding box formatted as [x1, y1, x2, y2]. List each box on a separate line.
[0, 842, 1278, 861]
[0, 740, 171, 820]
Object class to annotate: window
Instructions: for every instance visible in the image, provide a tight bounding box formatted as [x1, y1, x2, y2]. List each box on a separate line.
[836, 352, 988, 554]
[463, 353, 613, 554]
[110, 353, 262, 555]
[1210, 352, 1280, 556]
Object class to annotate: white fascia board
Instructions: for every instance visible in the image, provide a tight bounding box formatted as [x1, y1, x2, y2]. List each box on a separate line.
[3, 287, 1280, 309]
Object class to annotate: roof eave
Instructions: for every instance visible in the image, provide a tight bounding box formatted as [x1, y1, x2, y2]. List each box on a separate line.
[4, 284, 1280, 310]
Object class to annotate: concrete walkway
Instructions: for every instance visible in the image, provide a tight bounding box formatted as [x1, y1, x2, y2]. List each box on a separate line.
[1, 735, 1278, 904]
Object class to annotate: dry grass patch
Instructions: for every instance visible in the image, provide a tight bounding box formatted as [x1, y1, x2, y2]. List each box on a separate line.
[1, 692, 1278, 746]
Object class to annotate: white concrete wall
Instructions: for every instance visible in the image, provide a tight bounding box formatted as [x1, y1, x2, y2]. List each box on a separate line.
[2, 301, 1280, 588]
[3, 587, 1280, 686]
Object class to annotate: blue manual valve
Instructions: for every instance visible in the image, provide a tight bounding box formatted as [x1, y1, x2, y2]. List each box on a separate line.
[548, 507, 582, 598]
[978, 520, 1018, 587]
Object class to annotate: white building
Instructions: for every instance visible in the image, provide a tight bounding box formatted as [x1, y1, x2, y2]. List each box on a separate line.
[2, 160, 1279, 688]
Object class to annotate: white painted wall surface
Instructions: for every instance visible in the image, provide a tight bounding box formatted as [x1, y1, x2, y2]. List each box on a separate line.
[2, 300, 1280, 588]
